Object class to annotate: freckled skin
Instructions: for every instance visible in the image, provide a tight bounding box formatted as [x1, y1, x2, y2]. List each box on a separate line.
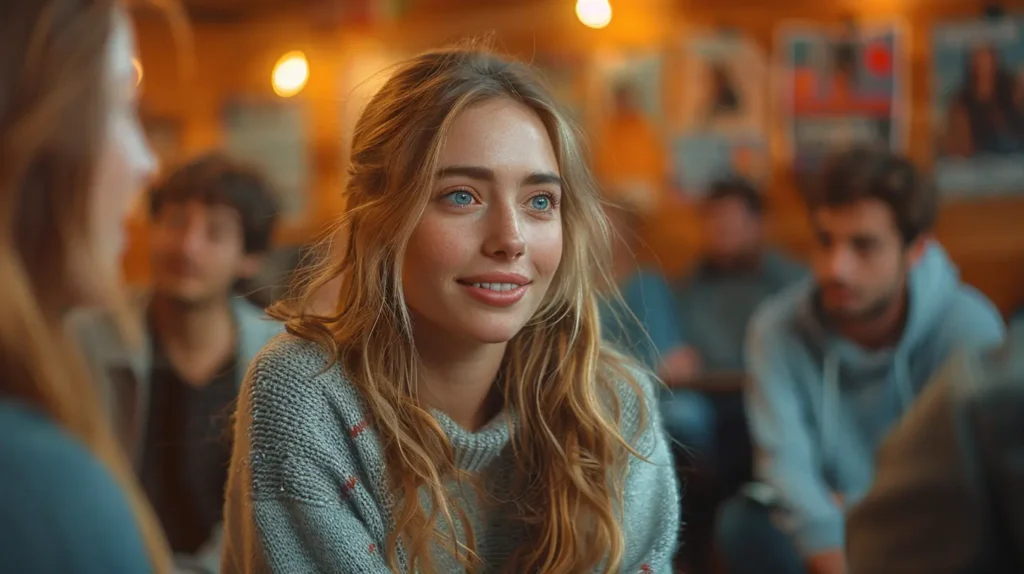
[402, 98, 564, 346]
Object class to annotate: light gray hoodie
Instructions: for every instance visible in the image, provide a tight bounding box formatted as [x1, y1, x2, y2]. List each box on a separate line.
[744, 243, 1005, 556]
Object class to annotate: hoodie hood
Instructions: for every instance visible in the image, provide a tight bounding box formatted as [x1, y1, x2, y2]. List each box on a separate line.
[796, 241, 960, 357]
[793, 241, 961, 472]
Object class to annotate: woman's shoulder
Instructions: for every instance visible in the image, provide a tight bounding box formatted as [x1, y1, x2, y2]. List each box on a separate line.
[236, 334, 377, 503]
[250, 331, 336, 379]
[602, 361, 661, 445]
[245, 330, 363, 406]
[0, 401, 150, 573]
[241, 333, 367, 446]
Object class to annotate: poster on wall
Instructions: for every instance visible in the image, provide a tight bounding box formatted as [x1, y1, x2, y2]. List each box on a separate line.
[593, 50, 663, 120]
[223, 98, 310, 222]
[589, 50, 665, 212]
[777, 21, 908, 184]
[672, 32, 770, 198]
[533, 53, 588, 124]
[932, 17, 1024, 196]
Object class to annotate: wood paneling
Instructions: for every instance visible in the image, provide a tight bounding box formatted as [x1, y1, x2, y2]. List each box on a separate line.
[128, 0, 1024, 314]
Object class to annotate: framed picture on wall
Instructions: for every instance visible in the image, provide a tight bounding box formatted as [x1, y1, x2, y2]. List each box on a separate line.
[932, 16, 1024, 197]
[592, 49, 664, 122]
[222, 97, 310, 224]
[672, 31, 770, 198]
[776, 20, 909, 186]
[533, 52, 588, 125]
[588, 49, 666, 212]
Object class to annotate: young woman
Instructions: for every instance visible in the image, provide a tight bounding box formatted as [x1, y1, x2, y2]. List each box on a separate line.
[0, 1, 171, 572]
[222, 47, 680, 573]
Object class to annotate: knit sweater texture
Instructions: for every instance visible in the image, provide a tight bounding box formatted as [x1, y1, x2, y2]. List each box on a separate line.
[221, 334, 680, 573]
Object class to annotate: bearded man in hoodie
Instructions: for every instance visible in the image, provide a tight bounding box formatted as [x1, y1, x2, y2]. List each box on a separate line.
[715, 147, 1006, 574]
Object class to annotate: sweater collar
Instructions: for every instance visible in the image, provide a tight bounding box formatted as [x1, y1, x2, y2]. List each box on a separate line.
[431, 408, 517, 473]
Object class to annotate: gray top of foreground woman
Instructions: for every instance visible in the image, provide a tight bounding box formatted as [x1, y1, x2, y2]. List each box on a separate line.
[220, 333, 681, 573]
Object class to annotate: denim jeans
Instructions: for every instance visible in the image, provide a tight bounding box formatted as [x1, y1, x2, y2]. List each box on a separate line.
[716, 492, 806, 574]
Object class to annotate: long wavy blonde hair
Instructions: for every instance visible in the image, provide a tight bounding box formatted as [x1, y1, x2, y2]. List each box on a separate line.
[274, 44, 648, 573]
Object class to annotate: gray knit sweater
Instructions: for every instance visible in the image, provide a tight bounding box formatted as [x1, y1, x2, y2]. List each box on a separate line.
[221, 334, 680, 573]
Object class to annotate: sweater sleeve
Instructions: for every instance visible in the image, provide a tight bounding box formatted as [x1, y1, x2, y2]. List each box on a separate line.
[620, 373, 682, 573]
[220, 347, 392, 574]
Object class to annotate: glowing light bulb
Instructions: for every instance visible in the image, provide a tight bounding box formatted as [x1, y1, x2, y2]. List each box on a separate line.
[576, 0, 612, 29]
[272, 51, 309, 98]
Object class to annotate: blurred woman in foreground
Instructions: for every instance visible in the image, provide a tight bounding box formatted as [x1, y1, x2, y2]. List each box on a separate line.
[0, 1, 170, 571]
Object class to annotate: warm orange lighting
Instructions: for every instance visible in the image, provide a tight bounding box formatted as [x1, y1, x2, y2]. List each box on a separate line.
[272, 51, 309, 98]
[576, 0, 612, 29]
[132, 57, 143, 87]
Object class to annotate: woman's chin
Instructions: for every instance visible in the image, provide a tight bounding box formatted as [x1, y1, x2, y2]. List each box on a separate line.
[462, 319, 529, 345]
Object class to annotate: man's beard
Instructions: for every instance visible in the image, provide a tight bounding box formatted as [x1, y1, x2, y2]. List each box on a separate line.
[823, 283, 902, 324]
[157, 289, 224, 313]
[705, 248, 761, 273]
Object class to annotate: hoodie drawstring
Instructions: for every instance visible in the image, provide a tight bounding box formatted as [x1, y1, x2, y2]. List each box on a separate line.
[820, 350, 913, 474]
[893, 352, 913, 410]
[821, 351, 840, 473]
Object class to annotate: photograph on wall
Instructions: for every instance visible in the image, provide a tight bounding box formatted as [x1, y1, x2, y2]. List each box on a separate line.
[589, 49, 666, 212]
[777, 21, 907, 183]
[223, 97, 310, 222]
[533, 52, 588, 124]
[932, 17, 1024, 196]
[593, 49, 663, 120]
[672, 32, 770, 198]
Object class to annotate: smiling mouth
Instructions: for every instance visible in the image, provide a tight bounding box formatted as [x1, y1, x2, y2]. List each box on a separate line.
[455, 279, 531, 308]
[458, 281, 524, 292]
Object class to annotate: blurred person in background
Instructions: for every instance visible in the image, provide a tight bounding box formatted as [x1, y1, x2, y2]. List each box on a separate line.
[673, 177, 806, 381]
[598, 200, 704, 449]
[716, 148, 1005, 574]
[74, 153, 281, 573]
[0, 0, 171, 571]
[669, 177, 804, 574]
[140, 153, 281, 571]
[846, 324, 1024, 574]
[221, 47, 679, 573]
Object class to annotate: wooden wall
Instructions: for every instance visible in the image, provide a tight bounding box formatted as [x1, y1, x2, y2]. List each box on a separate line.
[651, 0, 1024, 317]
[128, 0, 1024, 315]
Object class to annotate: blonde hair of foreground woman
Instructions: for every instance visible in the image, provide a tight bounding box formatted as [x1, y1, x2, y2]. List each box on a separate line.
[0, 0, 177, 570]
[271, 45, 656, 572]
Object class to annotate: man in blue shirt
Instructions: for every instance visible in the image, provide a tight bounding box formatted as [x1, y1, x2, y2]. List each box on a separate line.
[599, 202, 707, 449]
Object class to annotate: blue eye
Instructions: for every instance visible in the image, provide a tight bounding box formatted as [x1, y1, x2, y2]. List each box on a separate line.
[445, 190, 475, 206]
[530, 195, 552, 211]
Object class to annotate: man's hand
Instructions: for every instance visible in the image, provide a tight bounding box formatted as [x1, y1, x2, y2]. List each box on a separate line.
[657, 346, 702, 385]
[806, 549, 845, 574]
